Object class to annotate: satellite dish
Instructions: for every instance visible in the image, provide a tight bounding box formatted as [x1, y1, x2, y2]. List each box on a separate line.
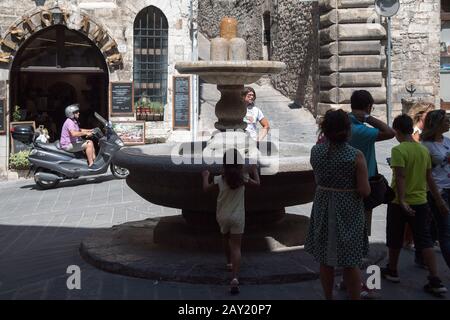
[374, 0, 400, 17]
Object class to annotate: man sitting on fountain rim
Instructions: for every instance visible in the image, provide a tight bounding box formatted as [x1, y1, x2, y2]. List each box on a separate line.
[242, 87, 270, 141]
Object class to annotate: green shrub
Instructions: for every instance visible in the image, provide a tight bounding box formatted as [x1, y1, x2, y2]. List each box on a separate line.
[9, 150, 31, 170]
[12, 105, 22, 122]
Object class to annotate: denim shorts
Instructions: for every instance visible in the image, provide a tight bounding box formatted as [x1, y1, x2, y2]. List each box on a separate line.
[386, 202, 434, 250]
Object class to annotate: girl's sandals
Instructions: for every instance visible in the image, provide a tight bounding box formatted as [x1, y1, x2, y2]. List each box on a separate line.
[230, 278, 239, 295]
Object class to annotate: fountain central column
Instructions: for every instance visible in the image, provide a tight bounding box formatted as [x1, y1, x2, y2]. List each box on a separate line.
[215, 85, 246, 131]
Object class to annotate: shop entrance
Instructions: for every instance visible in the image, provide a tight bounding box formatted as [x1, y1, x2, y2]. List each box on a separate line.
[10, 25, 109, 141]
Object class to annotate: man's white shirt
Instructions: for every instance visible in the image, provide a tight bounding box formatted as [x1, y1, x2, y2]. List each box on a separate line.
[244, 105, 264, 140]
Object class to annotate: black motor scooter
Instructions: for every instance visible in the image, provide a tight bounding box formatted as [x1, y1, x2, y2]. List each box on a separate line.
[11, 112, 129, 189]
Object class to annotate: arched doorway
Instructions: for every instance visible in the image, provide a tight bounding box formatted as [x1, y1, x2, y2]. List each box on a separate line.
[9, 25, 109, 141]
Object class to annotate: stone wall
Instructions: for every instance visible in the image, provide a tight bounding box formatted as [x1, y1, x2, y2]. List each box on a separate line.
[198, 0, 264, 61]
[0, 0, 196, 177]
[318, 0, 387, 117]
[391, 0, 440, 114]
[198, 0, 319, 112]
[270, 0, 319, 113]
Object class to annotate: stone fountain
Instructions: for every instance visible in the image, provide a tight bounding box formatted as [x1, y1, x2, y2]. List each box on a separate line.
[111, 17, 316, 245]
[79, 18, 388, 285]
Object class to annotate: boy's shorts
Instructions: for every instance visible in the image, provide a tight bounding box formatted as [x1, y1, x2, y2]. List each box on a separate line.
[386, 202, 434, 251]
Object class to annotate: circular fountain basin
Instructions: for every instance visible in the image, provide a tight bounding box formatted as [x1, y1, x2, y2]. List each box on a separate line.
[113, 141, 315, 226]
[175, 61, 286, 85]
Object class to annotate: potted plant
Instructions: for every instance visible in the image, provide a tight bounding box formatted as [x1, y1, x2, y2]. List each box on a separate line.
[8, 150, 31, 179]
[135, 102, 142, 120]
[147, 101, 155, 121]
[13, 105, 22, 122]
[155, 103, 164, 121]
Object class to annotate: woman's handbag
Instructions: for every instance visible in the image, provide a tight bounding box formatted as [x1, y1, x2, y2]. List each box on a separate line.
[364, 173, 395, 210]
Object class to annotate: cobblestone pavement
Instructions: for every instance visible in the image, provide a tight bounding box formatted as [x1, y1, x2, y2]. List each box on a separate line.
[0, 140, 449, 300]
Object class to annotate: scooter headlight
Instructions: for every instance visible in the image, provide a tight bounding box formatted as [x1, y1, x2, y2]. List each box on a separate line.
[115, 139, 125, 147]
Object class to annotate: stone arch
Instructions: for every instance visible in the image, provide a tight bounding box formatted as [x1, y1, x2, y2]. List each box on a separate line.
[7, 20, 112, 140]
[0, 5, 123, 71]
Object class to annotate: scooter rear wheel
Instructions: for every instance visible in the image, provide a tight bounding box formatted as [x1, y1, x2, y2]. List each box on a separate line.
[34, 168, 60, 189]
[110, 164, 129, 179]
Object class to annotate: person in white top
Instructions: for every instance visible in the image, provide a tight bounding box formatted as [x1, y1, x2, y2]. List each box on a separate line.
[202, 149, 260, 294]
[421, 109, 450, 270]
[242, 87, 270, 141]
[406, 102, 434, 251]
[410, 102, 434, 142]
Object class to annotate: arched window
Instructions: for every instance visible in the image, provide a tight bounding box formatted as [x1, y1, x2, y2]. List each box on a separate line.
[134, 6, 168, 120]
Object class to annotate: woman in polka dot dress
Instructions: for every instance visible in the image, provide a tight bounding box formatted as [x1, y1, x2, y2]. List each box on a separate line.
[305, 109, 371, 300]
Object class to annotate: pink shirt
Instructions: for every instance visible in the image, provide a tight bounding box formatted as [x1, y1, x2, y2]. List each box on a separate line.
[60, 118, 81, 148]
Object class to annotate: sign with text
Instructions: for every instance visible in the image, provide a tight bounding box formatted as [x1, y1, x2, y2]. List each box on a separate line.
[109, 82, 134, 116]
[172, 76, 190, 130]
[0, 99, 5, 134]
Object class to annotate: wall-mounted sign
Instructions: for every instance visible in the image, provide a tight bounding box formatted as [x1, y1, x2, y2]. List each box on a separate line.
[112, 121, 145, 145]
[0, 99, 5, 134]
[172, 76, 191, 130]
[109, 82, 134, 116]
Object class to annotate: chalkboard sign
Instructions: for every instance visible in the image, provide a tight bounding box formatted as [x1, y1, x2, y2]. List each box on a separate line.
[109, 82, 134, 116]
[173, 76, 191, 129]
[0, 99, 5, 134]
[10, 121, 35, 154]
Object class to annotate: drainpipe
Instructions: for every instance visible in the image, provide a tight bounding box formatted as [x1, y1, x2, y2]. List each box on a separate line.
[189, 0, 199, 141]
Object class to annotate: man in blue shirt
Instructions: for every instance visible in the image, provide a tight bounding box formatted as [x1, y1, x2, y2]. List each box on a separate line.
[349, 90, 396, 179]
[345, 90, 395, 299]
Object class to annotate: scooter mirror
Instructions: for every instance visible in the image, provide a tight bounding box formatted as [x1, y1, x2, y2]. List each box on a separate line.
[94, 112, 108, 126]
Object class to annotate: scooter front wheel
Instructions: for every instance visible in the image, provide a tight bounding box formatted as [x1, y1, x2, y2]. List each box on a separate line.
[110, 164, 129, 179]
[34, 168, 60, 189]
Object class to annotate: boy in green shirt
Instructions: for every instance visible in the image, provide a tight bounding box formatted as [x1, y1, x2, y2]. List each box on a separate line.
[382, 114, 449, 295]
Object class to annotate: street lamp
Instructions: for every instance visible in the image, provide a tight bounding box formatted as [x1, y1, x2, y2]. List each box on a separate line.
[374, 0, 400, 126]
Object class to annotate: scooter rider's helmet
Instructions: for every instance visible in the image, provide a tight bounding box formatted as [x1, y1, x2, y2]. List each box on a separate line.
[65, 104, 80, 119]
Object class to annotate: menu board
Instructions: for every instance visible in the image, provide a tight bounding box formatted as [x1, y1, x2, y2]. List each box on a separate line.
[109, 82, 134, 116]
[173, 76, 190, 129]
[0, 99, 4, 134]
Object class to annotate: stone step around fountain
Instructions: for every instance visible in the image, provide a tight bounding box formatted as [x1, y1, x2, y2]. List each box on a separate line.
[80, 216, 387, 285]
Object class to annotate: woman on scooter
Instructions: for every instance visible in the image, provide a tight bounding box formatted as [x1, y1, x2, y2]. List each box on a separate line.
[60, 104, 96, 167]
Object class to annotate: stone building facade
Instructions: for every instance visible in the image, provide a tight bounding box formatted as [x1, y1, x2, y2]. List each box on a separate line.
[198, 0, 320, 112]
[0, 0, 198, 177]
[0, 0, 445, 178]
[391, 0, 440, 113]
[199, 0, 442, 120]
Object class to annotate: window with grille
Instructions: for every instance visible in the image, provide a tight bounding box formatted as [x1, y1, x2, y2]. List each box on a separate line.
[134, 6, 168, 121]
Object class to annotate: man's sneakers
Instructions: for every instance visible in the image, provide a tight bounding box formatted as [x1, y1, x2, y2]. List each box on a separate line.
[424, 276, 447, 296]
[381, 266, 400, 283]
